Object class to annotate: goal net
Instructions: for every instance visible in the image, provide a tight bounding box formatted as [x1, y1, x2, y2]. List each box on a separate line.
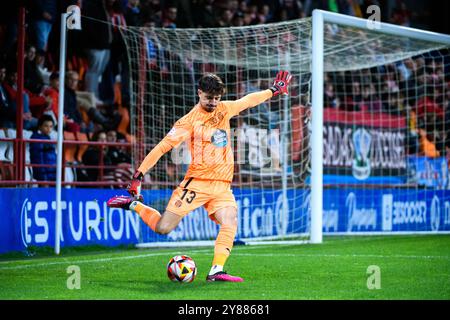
[118, 12, 450, 245]
[317, 14, 450, 235]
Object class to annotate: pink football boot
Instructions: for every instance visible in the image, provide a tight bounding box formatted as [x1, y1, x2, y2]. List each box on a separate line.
[107, 195, 143, 210]
[206, 271, 244, 282]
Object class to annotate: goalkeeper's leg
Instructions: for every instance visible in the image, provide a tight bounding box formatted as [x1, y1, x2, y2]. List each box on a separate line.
[107, 195, 181, 233]
[206, 207, 243, 283]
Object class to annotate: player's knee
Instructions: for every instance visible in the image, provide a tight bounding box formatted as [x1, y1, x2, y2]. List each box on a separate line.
[218, 208, 238, 227]
[155, 223, 173, 235]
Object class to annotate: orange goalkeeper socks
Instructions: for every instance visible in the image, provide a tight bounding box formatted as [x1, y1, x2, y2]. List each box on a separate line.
[211, 224, 237, 270]
[130, 201, 161, 232]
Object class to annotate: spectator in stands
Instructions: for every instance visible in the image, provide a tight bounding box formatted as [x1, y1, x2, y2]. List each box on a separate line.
[231, 12, 245, 27]
[384, 92, 405, 115]
[64, 70, 88, 133]
[162, 5, 177, 28]
[35, 49, 52, 86]
[101, 129, 133, 187]
[217, 9, 234, 27]
[30, 114, 56, 181]
[324, 82, 340, 108]
[103, 0, 128, 105]
[124, 0, 143, 26]
[397, 58, 416, 82]
[278, 0, 306, 21]
[361, 83, 382, 112]
[258, 4, 273, 24]
[0, 63, 14, 128]
[444, 83, 450, 153]
[405, 104, 420, 155]
[79, 130, 112, 181]
[42, 71, 59, 124]
[193, 0, 217, 28]
[24, 45, 45, 94]
[65, 70, 120, 133]
[415, 84, 444, 119]
[390, 0, 412, 27]
[81, 0, 113, 102]
[338, 0, 363, 17]
[105, 129, 131, 164]
[2, 67, 47, 130]
[30, 0, 57, 51]
[342, 80, 362, 111]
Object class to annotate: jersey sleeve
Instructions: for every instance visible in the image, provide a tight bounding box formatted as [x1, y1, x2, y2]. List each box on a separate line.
[162, 115, 193, 148]
[222, 89, 273, 117]
[137, 115, 192, 174]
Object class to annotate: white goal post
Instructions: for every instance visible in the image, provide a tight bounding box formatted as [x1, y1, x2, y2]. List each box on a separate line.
[310, 10, 450, 244]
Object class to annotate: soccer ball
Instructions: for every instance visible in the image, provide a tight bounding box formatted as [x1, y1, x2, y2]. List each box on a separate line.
[167, 255, 197, 283]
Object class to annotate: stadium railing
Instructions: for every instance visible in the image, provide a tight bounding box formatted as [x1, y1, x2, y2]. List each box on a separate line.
[0, 132, 133, 187]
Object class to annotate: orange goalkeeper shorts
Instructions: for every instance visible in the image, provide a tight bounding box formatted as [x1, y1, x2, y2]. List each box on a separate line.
[165, 177, 237, 223]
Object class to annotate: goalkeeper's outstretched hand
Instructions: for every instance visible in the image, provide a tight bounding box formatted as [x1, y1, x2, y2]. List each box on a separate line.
[270, 70, 292, 97]
[127, 171, 144, 196]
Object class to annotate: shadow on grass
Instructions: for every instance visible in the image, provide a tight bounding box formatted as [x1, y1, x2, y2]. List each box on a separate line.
[94, 277, 216, 297]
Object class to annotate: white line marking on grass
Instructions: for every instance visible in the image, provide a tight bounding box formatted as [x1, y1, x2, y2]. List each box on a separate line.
[236, 253, 450, 260]
[2, 244, 448, 271]
[0, 249, 212, 271]
[0, 245, 283, 271]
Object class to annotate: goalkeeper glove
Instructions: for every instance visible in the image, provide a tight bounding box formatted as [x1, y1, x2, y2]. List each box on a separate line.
[127, 171, 144, 196]
[269, 70, 292, 97]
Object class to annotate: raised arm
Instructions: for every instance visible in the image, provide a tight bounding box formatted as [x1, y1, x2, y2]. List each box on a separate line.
[225, 70, 292, 116]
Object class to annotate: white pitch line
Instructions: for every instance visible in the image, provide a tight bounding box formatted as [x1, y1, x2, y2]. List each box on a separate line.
[236, 253, 450, 260]
[0, 249, 212, 271]
[0, 244, 281, 271]
[1, 246, 448, 271]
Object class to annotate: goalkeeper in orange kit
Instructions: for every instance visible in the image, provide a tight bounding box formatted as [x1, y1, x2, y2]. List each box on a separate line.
[107, 71, 292, 282]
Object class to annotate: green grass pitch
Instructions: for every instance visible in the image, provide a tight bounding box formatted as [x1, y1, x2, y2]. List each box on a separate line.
[0, 235, 449, 300]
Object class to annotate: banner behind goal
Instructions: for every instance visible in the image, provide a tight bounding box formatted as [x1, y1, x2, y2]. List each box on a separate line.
[119, 12, 450, 245]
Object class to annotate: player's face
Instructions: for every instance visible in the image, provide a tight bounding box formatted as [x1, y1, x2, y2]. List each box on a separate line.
[198, 90, 221, 113]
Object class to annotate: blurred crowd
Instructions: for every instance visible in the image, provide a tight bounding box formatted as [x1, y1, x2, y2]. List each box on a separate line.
[0, 0, 447, 185]
[324, 54, 450, 158]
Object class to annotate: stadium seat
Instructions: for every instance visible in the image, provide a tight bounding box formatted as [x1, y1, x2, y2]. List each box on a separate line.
[0, 128, 8, 162]
[25, 166, 35, 184]
[114, 81, 133, 142]
[23, 129, 33, 165]
[75, 132, 89, 162]
[79, 107, 90, 125]
[419, 128, 440, 158]
[63, 131, 77, 163]
[65, 166, 75, 188]
[5, 128, 16, 161]
[117, 105, 129, 134]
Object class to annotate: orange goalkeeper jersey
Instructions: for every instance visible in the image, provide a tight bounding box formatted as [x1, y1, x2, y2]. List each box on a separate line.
[138, 89, 273, 182]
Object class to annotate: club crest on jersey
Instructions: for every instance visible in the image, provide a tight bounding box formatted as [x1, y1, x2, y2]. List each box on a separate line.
[206, 112, 224, 126]
[211, 129, 228, 147]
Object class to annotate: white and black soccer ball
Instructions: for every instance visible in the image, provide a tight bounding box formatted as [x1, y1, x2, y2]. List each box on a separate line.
[167, 255, 197, 283]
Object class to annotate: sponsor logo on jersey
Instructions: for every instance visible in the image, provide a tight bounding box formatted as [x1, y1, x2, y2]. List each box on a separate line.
[211, 129, 228, 147]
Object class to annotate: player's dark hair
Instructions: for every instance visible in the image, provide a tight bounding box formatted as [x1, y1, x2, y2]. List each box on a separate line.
[38, 114, 54, 128]
[198, 73, 225, 95]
